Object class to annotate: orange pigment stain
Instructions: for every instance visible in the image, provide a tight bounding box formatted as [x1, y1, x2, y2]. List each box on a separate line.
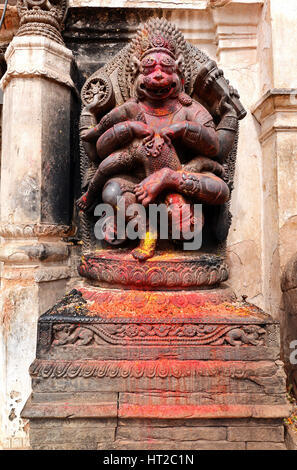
[79, 287, 262, 319]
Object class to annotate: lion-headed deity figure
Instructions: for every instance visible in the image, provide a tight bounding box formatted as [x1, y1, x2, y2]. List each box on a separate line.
[77, 17, 246, 262]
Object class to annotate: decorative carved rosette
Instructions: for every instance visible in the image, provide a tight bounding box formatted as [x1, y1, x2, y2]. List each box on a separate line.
[16, 0, 68, 44]
[81, 72, 115, 118]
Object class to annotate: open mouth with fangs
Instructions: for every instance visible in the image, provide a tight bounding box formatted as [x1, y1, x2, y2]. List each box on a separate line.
[141, 82, 177, 97]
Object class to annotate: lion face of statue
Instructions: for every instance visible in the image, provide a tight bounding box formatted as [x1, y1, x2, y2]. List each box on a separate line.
[133, 52, 184, 101]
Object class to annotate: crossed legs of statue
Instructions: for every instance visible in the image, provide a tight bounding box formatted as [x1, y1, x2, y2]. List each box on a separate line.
[134, 166, 229, 207]
[76, 150, 135, 212]
[132, 166, 229, 260]
[77, 150, 229, 260]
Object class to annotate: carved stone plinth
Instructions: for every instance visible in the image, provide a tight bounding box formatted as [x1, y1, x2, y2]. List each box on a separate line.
[22, 288, 291, 450]
[79, 249, 229, 289]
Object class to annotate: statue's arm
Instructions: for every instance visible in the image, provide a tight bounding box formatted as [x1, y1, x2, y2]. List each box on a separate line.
[96, 121, 154, 160]
[160, 99, 238, 163]
[160, 120, 219, 157]
[81, 100, 150, 162]
[215, 97, 238, 163]
[81, 101, 142, 144]
[81, 141, 99, 164]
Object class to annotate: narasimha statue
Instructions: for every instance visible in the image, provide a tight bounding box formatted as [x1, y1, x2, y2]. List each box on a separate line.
[77, 18, 245, 264]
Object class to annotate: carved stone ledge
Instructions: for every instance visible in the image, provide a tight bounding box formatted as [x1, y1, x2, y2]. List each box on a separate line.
[16, 0, 68, 45]
[208, 0, 232, 8]
[28, 358, 281, 382]
[34, 287, 281, 362]
[1, 35, 75, 91]
[0, 242, 69, 264]
[68, 0, 208, 9]
[0, 223, 73, 239]
[211, 1, 262, 64]
[47, 320, 270, 349]
[252, 88, 297, 143]
[1, 266, 71, 282]
[67, 0, 263, 7]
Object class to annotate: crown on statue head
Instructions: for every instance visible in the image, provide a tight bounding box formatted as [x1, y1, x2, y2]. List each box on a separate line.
[140, 34, 177, 60]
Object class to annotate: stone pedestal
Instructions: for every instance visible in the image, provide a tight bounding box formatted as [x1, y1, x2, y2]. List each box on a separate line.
[22, 286, 291, 450]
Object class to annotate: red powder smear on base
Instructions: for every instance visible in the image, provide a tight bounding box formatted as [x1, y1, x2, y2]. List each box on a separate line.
[79, 288, 265, 320]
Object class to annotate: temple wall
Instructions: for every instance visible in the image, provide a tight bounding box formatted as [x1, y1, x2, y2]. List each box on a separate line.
[0, 0, 296, 449]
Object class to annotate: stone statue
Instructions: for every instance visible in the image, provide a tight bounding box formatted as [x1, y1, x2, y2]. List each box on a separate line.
[77, 18, 246, 285]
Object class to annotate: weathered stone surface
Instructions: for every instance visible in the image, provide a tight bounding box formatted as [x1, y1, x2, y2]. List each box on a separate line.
[44, 344, 280, 362]
[117, 417, 284, 428]
[118, 404, 290, 420]
[119, 391, 287, 406]
[79, 252, 230, 289]
[227, 240, 262, 307]
[283, 288, 297, 316]
[31, 442, 100, 450]
[32, 391, 117, 403]
[284, 425, 297, 450]
[281, 254, 297, 385]
[30, 417, 117, 429]
[281, 242, 297, 293]
[227, 425, 284, 442]
[35, 289, 281, 370]
[246, 441, 287, 450]
[23, 298, 290, 453]
[22, 397, 118, 419]
[98, 439, 246, 451]
[29, 359, 287, 396]
[29, 425, 116, 446]
[117, 425, 227, 441]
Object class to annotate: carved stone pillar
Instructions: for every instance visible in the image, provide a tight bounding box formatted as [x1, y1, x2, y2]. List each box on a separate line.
[0, 0, 74, 449]
[251, 0, 297, 318]
[252, 91, 297, 314]
[211, 1, 265, 308]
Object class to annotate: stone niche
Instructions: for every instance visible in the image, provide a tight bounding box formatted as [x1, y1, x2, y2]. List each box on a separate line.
[20, 7, 291, 451]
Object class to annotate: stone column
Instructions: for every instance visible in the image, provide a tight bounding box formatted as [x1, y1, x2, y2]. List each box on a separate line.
[0, 0, 75, 449]
[252, 0, 297, 318]
[211, 1, 265, 309]
[252, 90, 297, 317]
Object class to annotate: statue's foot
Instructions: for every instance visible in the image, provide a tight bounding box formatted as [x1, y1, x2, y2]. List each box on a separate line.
[132, 234, 157, 261]
[103, 216, 126, 246]
[134, 168, 173, 207]
[132, 246, 155, 261]
[76, 192, 94, 212]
